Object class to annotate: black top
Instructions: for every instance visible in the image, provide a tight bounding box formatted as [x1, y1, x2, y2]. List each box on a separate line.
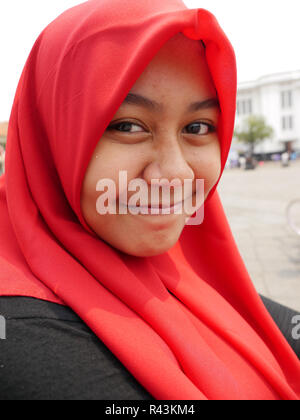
[0, 295, 299, 400]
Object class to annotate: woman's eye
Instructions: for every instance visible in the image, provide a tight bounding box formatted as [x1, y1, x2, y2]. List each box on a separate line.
[108, 122, 144, 133]
[184, 122, 215, 135]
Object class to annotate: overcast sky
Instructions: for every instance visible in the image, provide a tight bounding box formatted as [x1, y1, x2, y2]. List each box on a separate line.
[1, 0, 300, 121]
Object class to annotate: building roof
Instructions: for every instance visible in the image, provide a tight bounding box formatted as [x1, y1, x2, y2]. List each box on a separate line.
[238, 69, 300, 92]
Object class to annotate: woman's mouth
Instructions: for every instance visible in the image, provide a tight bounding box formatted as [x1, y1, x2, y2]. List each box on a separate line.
[120, 200, 186, 215]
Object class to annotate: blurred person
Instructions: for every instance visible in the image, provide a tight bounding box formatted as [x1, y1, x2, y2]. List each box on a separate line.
[281, 151, 290, 167]
[0, 0, 300, 401]
[239, 155, 246, 170]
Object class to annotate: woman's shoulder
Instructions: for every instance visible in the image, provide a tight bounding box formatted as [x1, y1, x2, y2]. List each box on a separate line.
[0, 296, 153, 400]
[0, 295, 76, 321]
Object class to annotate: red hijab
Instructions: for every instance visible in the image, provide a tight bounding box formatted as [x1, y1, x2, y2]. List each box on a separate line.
[0, 0, 299, 400]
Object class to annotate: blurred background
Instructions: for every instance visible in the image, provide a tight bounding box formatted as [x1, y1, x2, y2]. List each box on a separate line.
[0, 0, 300, 311]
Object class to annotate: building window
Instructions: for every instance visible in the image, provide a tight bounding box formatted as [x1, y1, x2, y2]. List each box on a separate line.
[282, 116, 285, 130]
[237, 99, 252, 116]
[282, 115, 294, 130]
[248, 99, 252, 114]
[281, 90, 293, 109]
[242, 100, 246, 114]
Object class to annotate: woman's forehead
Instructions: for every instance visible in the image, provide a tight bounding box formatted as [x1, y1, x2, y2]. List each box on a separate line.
[129, 36, 216, 102]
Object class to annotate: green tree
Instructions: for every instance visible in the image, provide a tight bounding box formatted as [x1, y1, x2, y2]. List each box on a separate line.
[235, 115, 274, 156]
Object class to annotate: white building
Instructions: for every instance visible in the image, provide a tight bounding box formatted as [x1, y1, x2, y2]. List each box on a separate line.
[234, 70, 300, 157]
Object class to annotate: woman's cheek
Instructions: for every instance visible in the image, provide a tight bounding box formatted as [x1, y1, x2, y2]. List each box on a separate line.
[193, 153, 221, 196]
[206, 157, 222, 194]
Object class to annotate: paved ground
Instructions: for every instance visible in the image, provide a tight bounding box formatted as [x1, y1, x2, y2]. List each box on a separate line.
[218, 160, 300, 312]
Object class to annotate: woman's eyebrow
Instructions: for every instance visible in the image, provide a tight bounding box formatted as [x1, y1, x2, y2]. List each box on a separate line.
[122, 93, 219, 113]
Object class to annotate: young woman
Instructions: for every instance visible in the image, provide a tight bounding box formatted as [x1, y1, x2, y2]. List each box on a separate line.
[0, 0, 299, 400]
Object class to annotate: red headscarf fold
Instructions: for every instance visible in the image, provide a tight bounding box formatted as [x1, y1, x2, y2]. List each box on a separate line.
[0, 0, 299, 400]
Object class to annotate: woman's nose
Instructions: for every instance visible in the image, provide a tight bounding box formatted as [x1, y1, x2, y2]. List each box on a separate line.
[142, 141, 195, 186]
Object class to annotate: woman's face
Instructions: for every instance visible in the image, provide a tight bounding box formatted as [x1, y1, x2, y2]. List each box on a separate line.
[80, 34, 221, 257]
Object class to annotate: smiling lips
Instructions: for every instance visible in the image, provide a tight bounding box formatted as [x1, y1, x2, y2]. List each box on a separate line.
[120, 195, 194, 209]
[120, 199, 190, 215]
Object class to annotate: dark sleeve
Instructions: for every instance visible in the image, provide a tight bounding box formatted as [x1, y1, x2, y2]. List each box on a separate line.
[260, 295, 300, 360]
[1, 296, 299, 400]
[0, 297, 154, 401]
